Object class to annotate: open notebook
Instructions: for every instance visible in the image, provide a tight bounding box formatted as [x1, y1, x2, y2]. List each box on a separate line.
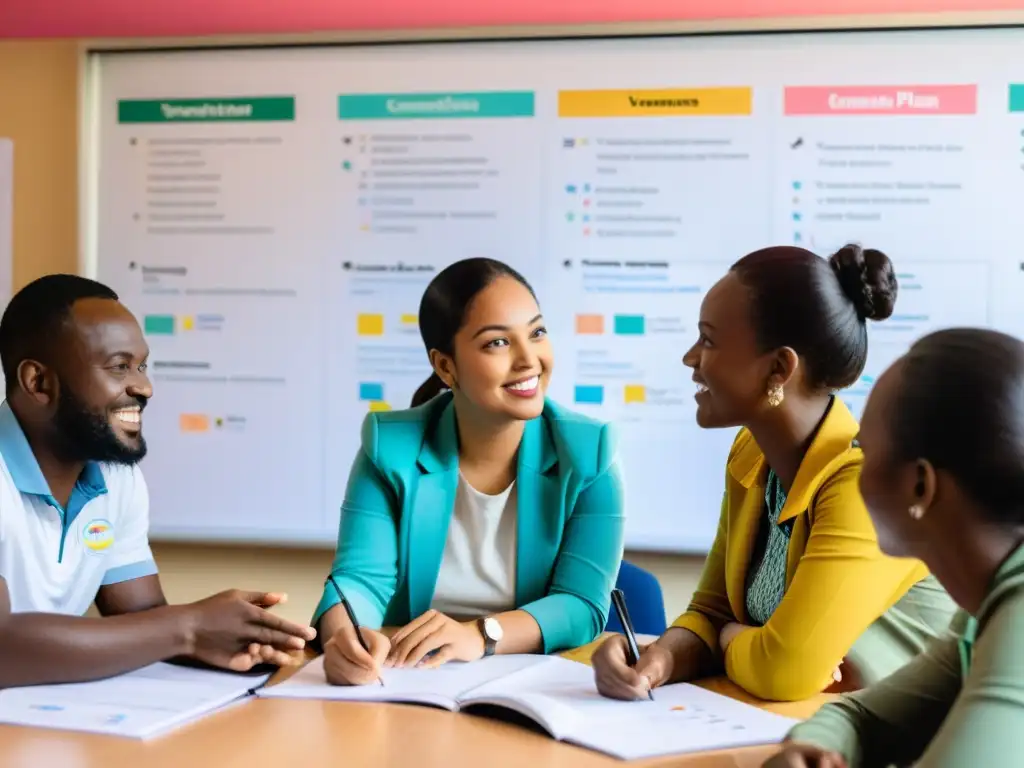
[259, 655, 797, 760]
[0, 662, 271, 739]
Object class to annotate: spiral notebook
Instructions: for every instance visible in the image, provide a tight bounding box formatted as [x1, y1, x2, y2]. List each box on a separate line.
[258, 654, 796, 760]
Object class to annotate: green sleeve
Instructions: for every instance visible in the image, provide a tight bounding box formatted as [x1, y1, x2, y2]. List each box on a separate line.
[786, 633, 963, 767]
[914, 592, 1024, 767]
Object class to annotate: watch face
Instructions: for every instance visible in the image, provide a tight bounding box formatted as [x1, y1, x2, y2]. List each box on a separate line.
[483, 616, 504, 641]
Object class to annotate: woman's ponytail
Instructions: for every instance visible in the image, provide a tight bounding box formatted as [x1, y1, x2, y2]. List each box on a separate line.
[410, 372, 448, 407]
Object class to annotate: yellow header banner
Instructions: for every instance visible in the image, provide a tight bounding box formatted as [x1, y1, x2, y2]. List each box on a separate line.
[558, 87, 752, 117]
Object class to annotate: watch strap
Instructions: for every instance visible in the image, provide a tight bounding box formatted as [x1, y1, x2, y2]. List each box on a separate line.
[478, 617, 497, 657]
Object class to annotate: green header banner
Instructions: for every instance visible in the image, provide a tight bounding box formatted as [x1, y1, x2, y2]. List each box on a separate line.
[338, 91, 535, 120]
[118, 97, 295, 123]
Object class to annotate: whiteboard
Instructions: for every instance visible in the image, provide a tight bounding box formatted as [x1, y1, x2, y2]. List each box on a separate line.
[90, 28, 1024, 552]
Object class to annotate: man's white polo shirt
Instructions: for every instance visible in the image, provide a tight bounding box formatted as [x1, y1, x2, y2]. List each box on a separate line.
[0, 401, 158, 616]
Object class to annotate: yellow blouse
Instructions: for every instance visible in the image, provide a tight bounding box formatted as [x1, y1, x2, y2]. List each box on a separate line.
[673, 398, 956, 701]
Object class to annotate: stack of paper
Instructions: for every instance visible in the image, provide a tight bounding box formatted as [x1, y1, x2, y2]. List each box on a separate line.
[0, 663, 271, 739]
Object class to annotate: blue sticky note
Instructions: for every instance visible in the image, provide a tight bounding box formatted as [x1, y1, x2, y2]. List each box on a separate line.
[614, 315, 645, 335]
[359, 382, 384, 401]
[575, 385, 604, 405]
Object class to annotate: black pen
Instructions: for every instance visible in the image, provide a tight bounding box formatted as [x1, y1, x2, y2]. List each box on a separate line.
[610, 588, 654, 701]
[327, 574, 384, 687]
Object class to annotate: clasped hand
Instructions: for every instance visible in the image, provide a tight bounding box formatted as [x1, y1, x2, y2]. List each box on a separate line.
[324, 609, 485, 686]
[183, 589, 317, 672]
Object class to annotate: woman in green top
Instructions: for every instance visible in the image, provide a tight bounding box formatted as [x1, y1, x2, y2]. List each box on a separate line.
[764, 327, 1024, 768]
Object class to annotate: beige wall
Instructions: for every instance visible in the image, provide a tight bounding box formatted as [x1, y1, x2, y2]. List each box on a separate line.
[152, 544, 704, 626]
[0, 40, 80, 286]
[0, 39, 705, 627]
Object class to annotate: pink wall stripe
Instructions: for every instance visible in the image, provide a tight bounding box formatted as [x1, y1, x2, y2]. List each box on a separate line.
[1, 0, 1022, 39]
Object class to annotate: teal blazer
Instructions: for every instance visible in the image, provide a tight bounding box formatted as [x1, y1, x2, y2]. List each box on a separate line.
[314, 391, 626, 653]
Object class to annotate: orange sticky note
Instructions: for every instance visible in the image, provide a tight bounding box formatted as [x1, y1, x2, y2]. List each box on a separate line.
[179, 413, 210, 432]
[575, 314, 604, 334]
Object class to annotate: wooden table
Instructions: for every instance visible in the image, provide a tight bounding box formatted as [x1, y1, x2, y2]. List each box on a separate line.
[0, 636, 834, 768]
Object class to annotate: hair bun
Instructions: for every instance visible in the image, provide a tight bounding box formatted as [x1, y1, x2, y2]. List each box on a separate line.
[828, 243, 898, 322]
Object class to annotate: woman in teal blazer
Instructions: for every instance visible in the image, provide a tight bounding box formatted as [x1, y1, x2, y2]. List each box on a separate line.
[317, 258, 626, 686]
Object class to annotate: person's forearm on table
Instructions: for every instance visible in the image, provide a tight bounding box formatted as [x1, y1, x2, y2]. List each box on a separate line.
[316, 604, 353, 647]
[0, 606, 195, 688]
[654, 626, 720, 684]
[487, 610, 543, 654]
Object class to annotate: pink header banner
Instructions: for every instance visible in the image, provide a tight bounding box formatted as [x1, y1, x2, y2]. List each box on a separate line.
[784, 85, 978, 115]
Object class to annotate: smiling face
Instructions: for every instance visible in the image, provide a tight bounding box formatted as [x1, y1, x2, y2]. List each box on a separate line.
[50, 298, 153, 464]
[432, 275, 552, 422]
[681, 272, 778, 429]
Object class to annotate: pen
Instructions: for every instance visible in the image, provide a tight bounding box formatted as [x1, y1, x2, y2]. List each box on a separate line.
[610, 588, 654, 701]
[327, 574, 384, 687]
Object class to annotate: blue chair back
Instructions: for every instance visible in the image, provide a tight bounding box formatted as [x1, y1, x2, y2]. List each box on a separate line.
[605, 560, 667, 636]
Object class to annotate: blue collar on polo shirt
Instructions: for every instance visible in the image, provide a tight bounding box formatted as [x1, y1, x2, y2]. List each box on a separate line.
[0, 401, 108, 557]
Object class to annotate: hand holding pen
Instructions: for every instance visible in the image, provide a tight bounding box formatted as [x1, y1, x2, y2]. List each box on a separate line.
[321, 574, 388, 687]
[609, 588, 655, 701]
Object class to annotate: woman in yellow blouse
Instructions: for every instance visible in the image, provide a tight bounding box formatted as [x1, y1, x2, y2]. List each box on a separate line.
[592, 244, 958, 702]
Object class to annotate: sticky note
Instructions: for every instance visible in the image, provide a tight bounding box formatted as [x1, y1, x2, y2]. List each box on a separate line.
[359, 382, 384, 401]
[574, 385, 604, 405]
[400, 313, 417, 325]
[181, 315, 195, 331]
[144, 315, 175, 335]
[357, 313, 384, 335]
[614, 315, 645, 335]
[624, 385, 646, 403]
[179, 413, 210, 432]
[575, 314, 604, 334]
[369, 401, 392, 412]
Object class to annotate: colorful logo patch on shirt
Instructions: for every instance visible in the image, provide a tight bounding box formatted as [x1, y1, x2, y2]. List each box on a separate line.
[81, 518, 115, 554]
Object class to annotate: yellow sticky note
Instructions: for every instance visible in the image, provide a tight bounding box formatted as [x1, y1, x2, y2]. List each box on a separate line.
[624, 384, 646, 404]
[181, 315, 195, 331]
[357, 313, 384, 335]
[400, 313, 417, 325]
[369, 401, 392, 412]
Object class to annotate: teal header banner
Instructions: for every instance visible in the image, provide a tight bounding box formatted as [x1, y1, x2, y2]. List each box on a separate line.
[1010, 85, 1024, 112]
[339, 91, 535, 120]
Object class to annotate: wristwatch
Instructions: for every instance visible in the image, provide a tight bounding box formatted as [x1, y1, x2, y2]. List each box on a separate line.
[477, 616, 503, 657]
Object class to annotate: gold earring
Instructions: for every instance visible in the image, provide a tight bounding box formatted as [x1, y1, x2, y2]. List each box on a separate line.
[908, 504, 924, 520]
[766, 383, 784, 408]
